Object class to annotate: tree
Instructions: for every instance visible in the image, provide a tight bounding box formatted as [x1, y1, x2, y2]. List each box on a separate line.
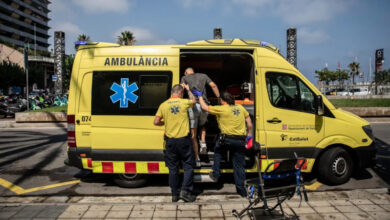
[348, 62, 360, 85]
[0, 61, 25, 94]
[315, 68, 334, 85]
[117, 31, 136, 45]
[375, 69, 390, 85]
[63, 55, 75, 90]
[335, 69, 349, 86]
[75, 34, 90, 50]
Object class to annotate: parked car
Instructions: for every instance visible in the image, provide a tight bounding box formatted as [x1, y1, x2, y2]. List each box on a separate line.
[325, 88, 345, 95]
[339, 88, 370, 96]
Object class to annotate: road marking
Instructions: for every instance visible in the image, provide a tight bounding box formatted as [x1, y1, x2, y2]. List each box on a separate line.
[305, 181, 322, 190]
[0, 178, 80, 195]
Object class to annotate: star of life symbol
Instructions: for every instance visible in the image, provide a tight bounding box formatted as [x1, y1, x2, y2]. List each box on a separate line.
[232, 108, 240, 116]
[110, 78, 138, 108]
[170, 105, 180, 114]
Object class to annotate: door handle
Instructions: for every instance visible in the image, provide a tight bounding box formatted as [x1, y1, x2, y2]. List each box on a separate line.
[267, 118, 282, 124]
[76, 120, 80, 125]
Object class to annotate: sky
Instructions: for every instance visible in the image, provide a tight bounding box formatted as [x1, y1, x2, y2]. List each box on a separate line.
[48, 0, 390, 84]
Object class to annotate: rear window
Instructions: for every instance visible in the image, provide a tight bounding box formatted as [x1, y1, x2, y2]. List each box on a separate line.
[92, 71, 172, 115]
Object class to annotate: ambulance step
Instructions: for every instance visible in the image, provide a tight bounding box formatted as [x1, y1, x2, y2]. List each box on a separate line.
[193, 174, 217, 183]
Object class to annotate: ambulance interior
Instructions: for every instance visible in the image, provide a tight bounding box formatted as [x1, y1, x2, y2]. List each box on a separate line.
[180, 51, 255, 168]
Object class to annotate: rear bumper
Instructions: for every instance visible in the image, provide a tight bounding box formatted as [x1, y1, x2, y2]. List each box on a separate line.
[65, 147, 90, 169]
[355, 141, 377, 168]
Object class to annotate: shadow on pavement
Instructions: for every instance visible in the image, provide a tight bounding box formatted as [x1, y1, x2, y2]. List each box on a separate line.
[373, 138, 390, 186]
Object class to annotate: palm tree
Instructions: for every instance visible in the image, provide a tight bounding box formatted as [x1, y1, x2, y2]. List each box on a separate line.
[348, 62, 360, 85]
[77, 34, 90, 42]
[117, 31, 136, 45]
[75, 34, 90, 50]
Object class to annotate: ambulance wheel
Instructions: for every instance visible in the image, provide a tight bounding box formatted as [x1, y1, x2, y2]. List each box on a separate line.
[318, 147, 353, 185]
[114, 174, 148, 188]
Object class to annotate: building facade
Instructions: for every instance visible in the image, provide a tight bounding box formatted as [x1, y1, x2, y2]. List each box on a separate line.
[0, 0, 50, 52]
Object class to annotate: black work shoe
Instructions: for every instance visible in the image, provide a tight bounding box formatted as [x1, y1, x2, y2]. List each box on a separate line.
[179, 190, 196, 202]
[209, 172, 217, 182]
[172, 195, 179, 202]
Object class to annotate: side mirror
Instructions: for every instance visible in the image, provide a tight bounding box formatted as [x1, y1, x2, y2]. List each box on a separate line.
[316, 95, 324, 116]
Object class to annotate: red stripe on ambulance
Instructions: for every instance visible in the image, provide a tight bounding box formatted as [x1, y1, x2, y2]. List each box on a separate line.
[125, 162, 136, 173]
[102, 162, 113, 173]
[147, 162, 159, 173]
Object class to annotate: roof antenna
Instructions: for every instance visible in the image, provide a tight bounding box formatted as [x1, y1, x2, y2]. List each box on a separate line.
[213, 28, 222, 39]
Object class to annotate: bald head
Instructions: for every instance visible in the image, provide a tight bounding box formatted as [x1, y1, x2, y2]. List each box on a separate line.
[184, 67, 194, 76]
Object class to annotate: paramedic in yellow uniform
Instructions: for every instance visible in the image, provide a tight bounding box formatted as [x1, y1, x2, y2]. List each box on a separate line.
[154, 84, 197, 202]
[197, 90, 253, 197]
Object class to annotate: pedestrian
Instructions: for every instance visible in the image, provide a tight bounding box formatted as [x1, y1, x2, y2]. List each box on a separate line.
[196, 90, 253, 197]
[153, 84, 197, 202]
[181, 67, 220, 166]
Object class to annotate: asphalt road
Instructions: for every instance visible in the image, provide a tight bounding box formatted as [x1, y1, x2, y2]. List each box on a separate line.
[0, 122, 389, 196]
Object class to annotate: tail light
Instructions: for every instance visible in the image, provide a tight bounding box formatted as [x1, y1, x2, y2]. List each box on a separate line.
[67, 115, 77, 147]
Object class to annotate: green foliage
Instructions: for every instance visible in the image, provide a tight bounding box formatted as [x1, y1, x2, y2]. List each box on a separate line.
[330, 99, 390, 107]
[117, 31, 136, 45]
[348, 62, 360, 84]
[28, 63, 45, 88]
[63, 55, 75, 90]
[374, 69, 390, 85]
[0, 61, 25, 93]
[315, 68, 349, 85]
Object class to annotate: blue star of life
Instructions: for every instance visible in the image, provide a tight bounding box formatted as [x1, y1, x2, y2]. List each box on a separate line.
[170, 105, 180, 114]
[110, 78, 138, 108]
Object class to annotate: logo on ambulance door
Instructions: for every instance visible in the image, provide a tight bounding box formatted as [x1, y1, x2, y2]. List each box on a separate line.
[110, 78, 139, 108]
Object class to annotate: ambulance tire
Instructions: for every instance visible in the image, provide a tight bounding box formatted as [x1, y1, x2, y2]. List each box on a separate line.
[317, 147, 353, 185]
[114, 174, 148, 188]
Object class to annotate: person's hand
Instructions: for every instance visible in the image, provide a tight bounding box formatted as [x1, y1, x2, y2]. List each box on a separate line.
[192, 89, 203, 97]
[245, 136, 253, 149]
[181, 83, 190, 91]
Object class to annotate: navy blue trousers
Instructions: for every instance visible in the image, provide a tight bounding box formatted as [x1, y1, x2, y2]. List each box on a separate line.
[164, 136, 195, 196]
[212, 137, 247, 196]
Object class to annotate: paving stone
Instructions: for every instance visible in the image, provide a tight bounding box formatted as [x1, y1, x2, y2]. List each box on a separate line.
[310, 200, 332, 207]
[0, 205, 24, 212]
[155, 204, 176, 211]
[133, 204, 155, 211]
[298, 214, 324, 220]
[175, 218, 200, 220]
[105, 210, 131, 218]
[335, 205, 361, 213]
[177, 204, 199, 211]
[221, 203, 245, 210]
[43, 196, 69, 203]
[177, 210, 199, 218]
[328, 200, 353, 206]
[35, 205, 68, 218]
[313, 206, 339, 214]
[293, 207, 316, 214]
[350, 199, 374, 205]
[129, 210, 154, 218]
[367, 211, 390, 220]
[320, 213, 349, 220]
[110, 204, 133, 211]
[370, 199, 390, 205]
[65, 204, 89, 211]
[200, 204, 221, 210]
[32, 218, 56, 220]
[88, 204, 111, 211]
[223, 209, 234, 217]
[8, 218, 32, 220]
[286, 201, 311, 208]
[202, 218, 224, 220]
[345, 212, 374, 220]
[0, 211, 18, 219]
[58, 209, 86, 218]
[357, 204, 386, 212]
[379, 204, 390, 211]
[153, 210, 176, 218]
[200, 209, 223, 217]
[152, 218, 176, 220]
[81, 209, 108, 218]
[12, 205, 46, 218]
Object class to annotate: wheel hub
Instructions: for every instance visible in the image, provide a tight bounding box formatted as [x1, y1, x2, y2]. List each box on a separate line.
[332, 157, 347, 176]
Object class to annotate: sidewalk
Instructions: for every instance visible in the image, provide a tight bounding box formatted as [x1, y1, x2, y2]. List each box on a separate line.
[0, 189, 389, 219]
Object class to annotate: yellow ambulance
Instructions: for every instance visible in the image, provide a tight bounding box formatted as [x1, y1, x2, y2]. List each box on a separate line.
[65, 39, 376, 187]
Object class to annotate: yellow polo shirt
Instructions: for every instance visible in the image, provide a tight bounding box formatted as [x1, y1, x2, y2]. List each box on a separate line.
[208, 104, 249, 136]
[155, 98, 194, 138]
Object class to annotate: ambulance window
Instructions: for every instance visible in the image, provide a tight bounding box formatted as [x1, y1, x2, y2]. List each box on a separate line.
[139, 75, 170, 108]
[266, 72, 315, 114]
